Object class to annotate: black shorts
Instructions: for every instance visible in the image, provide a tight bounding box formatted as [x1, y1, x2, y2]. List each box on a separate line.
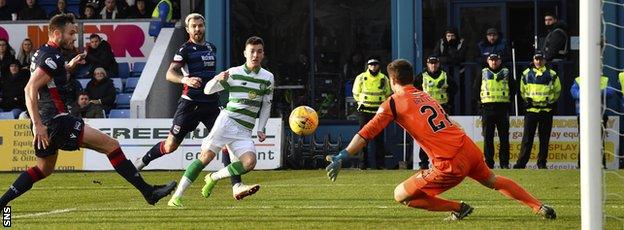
[170, 99, 220, 140]
[34, 114, 85, 158]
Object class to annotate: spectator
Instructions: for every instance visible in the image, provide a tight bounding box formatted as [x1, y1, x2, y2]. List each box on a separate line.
[18, 0, 47, 20]
[16, 38, 35, 70]
[0, 0, 12, 21]
[433, 27, 467, 113]
[70, 92, 105, 118]
[82, 3, 97, 19]
[99, 0, 126, 19]
[86, 34, 119, 76]
[539, 13, 569, 61]
[0, 38, 16, 79]
[126, 0, 149, 18]
[432, 27, 467, 83]
[476, 28, 510, 67]
[80, 0, 102, 16]
[49, 0, 76, 19]
[0, 60, 29, 117]
[63, 70, 83, 109]
[85, 67, 116, 113]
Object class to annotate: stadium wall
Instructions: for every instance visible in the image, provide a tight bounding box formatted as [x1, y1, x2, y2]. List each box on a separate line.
[131, 26, 187, 118]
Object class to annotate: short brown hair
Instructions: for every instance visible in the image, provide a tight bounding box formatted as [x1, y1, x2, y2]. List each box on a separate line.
[245, 36, 264, 46]
[49, 14, 76, 35]
[386, 59, 414, 85]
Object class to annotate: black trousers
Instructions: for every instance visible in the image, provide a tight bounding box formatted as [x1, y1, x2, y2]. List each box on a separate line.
[514, 111, 553, 169]
[418, 103, 451, 169]
[358, 111, 385, 169]
[482, 112, 510, 168]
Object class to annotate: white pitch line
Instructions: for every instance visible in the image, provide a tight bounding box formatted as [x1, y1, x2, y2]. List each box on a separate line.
[14, 208, 77, 219]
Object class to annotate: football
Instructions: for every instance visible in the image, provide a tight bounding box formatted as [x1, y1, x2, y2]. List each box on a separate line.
[289, 106, 319, 136]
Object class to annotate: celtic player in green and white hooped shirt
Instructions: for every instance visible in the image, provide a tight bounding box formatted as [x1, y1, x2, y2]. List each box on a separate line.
[167, 36, 272, 205]
[208, 62, 273, 132]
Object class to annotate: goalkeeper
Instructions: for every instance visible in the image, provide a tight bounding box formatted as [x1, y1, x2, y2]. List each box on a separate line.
[325, 59, 556, 221]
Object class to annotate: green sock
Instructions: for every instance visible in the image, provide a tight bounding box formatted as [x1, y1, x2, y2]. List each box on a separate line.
[183, 160, 204, 182]
[172, 160, 205, 198]
[227, 161, 245, 176]
[211, 161, 246, 181]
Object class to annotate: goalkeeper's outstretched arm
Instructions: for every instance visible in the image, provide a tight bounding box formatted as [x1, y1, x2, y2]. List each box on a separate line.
[344, 134, 368, 156]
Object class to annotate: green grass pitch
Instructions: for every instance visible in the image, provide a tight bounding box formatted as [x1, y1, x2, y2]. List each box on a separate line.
[1, 170, 623, 229]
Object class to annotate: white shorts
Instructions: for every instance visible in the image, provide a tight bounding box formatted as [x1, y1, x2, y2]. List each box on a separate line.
[201, 113, 256, 157]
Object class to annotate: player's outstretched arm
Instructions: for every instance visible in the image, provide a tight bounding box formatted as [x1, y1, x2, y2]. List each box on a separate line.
[326, 100, 393, 181]
[325, 134, 367, 181]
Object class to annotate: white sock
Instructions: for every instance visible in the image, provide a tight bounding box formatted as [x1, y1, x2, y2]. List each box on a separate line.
[172, 176, 192, 198]
[210, 167, 232, 181]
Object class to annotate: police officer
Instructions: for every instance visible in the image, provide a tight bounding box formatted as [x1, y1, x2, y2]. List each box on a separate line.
[414, 56, 456, 169]
[474, 53, 514, 169]
[570, 75, 613, 168]
[149, 0, 174, 36]
[352, 57, 392, 169]
[513, 53, 561, 169]
[152, 0, 173, 23]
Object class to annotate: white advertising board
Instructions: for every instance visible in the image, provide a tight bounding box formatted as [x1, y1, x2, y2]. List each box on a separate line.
[82, 118, 283, 170]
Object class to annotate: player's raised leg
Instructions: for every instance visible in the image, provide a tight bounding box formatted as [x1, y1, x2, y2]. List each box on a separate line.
[81, 125, 176, 205]
[203, 143, 258, 198]
[0, 154, 57, 208]
[475, 172, 556, 219]
[168, 148, 216, 207]
[221, 148, 259, 200]
[135, 134, 181, 170]
[465, 139, 556, 219]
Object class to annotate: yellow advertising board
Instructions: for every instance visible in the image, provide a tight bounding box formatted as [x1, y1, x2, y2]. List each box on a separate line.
[0, 120, 83, 171]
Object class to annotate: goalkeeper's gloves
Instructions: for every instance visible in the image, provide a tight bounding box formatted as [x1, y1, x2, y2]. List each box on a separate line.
[325, 149, 349, 182]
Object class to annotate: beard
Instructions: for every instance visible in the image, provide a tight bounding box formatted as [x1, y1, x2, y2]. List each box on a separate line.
[192, 32, 204, 42]
[59, 37, 75, 50]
